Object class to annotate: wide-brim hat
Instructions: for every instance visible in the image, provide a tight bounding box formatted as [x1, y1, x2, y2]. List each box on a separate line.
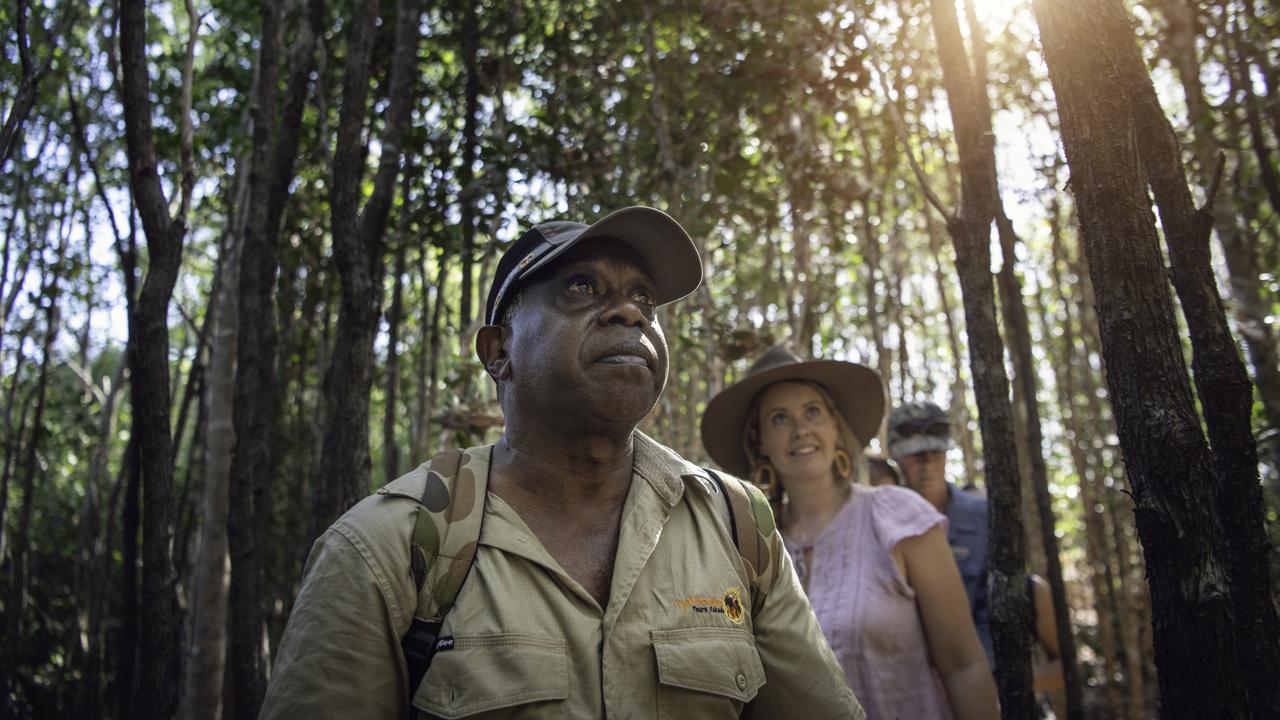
[485, 206, 703, 326]
[701, 345, 885, 477]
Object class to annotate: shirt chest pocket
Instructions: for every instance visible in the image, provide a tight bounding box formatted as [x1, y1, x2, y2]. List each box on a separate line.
[414, 633, 568, 719]
[651, 627, 766, 719]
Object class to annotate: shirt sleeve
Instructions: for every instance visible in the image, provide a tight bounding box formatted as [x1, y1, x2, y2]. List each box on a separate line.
[869, 485, 948, 552]
[259, 527, 409, 720]
[744, 487, 866, 720]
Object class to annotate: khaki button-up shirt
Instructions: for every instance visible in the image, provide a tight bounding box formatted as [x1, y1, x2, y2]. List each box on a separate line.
[261, 433, 862, 719]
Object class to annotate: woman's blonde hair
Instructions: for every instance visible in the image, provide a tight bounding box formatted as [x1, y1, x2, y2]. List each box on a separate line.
[740, 380, 867, 511]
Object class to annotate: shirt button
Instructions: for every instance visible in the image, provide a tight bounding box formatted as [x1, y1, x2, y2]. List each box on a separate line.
[736, 673, 747, 690]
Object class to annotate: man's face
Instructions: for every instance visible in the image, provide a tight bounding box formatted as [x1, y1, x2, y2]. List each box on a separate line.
[894, 449, 947, 493]
[502, 239, 669, 428]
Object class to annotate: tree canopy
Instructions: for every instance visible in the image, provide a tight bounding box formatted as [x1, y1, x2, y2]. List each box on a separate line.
[1, 0, 1277, 717]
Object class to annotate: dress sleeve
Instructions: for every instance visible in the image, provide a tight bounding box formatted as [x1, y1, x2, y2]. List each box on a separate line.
[869, 485, 948, 552]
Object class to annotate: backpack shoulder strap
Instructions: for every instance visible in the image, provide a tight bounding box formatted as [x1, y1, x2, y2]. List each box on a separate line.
[401, 446, 489, 705]
[703, 467, 778, 613]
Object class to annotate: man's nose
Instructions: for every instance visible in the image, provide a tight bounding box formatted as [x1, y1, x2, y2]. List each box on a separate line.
[600, 293, 650, 328]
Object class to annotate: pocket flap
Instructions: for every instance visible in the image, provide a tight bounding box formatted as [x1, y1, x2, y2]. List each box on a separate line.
[413, 634, 568, 718]
[651, 627, 766, 702]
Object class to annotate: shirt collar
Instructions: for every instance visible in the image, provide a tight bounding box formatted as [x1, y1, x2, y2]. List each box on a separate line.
[633, 431, 713, 507]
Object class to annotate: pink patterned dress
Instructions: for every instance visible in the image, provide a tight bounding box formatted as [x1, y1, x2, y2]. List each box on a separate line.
[785, 484, 953, 720]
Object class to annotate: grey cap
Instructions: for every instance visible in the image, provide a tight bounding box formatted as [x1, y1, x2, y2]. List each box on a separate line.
[887, 401, 951, 458]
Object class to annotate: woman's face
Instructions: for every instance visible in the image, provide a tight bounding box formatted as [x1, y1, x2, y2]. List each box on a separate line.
[755, 381, 841, 483]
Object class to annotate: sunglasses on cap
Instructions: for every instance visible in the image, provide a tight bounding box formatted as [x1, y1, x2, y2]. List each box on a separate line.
[893, 421, 950, 438]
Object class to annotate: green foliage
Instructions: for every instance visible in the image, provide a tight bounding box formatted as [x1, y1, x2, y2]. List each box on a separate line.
[0, 0, 1277, 715]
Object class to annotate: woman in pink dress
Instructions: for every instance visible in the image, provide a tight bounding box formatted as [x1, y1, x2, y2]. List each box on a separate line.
[702, 346, 998, 720]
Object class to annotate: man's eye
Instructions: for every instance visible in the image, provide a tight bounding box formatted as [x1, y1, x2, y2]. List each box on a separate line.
[568, 277, 597, 295]
[632, 289, 656, 306]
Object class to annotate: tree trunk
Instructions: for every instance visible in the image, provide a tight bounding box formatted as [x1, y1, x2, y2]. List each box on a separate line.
[1106, 0, 1280, 711]
[424, 252, 448, 458]
[1073, 242, 1153, 716]
[180, 221, 242, 720]
[858, 197, 892, 400]
[314, 0, 423, 530]
[1, 274, 58, 717]
[1045, 203, 1127, 719]
[925, 0, 1035, 712]
[411, 245, 433, 461]
[75, 354, 126, 717]
[957, 2, 1087, 704]
[117, 431, 141, 719]
[995, 223, 1084, 716]
[1227, 19, 1280, 219]
[384, 242, 406, 482]
[458, 0, 480, 330]
[119, 1, 191, 714]
[1156, 0, 1280, 434]
[1033, 0, 1250, 714]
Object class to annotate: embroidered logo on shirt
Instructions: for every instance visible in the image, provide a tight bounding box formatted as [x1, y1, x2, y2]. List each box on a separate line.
[723, 587, 745, 624]
[672, 587, 746, 625]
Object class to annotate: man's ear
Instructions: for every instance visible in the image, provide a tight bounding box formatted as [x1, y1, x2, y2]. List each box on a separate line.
[475, 324, 512, 381]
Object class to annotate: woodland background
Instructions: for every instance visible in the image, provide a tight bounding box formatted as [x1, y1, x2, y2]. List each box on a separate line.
[1, 0, 1278, 718]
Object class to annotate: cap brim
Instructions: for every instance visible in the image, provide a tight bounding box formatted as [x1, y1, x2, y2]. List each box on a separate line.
[519, 206, 703, 306]
[700, 360, 885, 477]
[888, 435, 950, 459]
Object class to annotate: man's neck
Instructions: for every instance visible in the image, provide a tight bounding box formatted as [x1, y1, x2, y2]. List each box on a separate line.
[492, 418, 637, 505]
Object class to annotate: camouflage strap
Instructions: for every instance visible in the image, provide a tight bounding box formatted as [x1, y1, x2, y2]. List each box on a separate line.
[704, 468, 775, 614]
[402, 447, 489, 706]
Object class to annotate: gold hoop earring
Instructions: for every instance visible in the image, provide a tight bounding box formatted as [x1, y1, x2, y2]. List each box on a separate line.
[751, 463, 778, 498]
[834, 449, 853, 480]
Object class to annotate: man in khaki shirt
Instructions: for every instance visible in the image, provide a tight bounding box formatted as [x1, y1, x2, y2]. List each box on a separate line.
[261, 207, 862, 718]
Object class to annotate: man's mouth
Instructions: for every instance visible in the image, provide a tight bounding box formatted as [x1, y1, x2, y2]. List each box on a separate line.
[596, 341, 655, 369]
[598, 354, 649, 366]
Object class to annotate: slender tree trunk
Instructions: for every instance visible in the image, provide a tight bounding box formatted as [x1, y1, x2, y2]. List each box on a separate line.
[424, 253, 447, 458]
[924, 0, 1035, 712]
[117, 431, 140, 719]
[384, 242, 406, 482]
[411, 245, 433, 461]
[229, 3, 281, 713]
[0, 320, 31, 565]
[458, 0, 480, 330]
[1034, 0, 1250, 714]
[859, 198, 892, 396]
[1227, 18, 1280, 218]
[952, 2, 1088, 705]
[1, 275, 58, 717]
[995, 224, 1084, 715]
[180, 222, 242, 720]
[314, 0, 423, 530]
[76, 355, 126, 717]
[118, 1, 194, 714]
[228, 1, 323, 705]
[0, 0, 65, 167]
[1044, 203, 1127, 719]
[924, 211, 979, 483]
